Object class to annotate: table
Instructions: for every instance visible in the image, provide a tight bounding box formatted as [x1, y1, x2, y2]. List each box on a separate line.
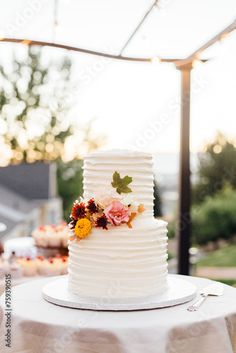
[0, 275, 236, 353]
[0, 276, 44, 296]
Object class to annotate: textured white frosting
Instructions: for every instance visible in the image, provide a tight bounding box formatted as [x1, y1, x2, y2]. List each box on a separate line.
[68, 150, 168, 300]
[83, 150, 154, 215]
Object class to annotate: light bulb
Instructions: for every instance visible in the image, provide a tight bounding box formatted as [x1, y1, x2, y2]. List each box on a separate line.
[192, 59, 203, 68]
[151, 57, 161, 64]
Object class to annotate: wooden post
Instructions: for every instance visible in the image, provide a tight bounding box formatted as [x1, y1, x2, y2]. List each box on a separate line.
[176, 63, 192, 275]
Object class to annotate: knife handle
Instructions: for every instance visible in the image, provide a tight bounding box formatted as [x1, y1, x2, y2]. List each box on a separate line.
[187, 294, 208, 312]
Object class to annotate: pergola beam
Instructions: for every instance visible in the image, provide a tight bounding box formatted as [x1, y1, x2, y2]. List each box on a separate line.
[0, 18, 235, 63]
[119, 0, 158, 55]
[187, 19, 236, 60]
[174, 18, 236, 275]
[1, 17, 236, 64]
[176, 63, 192, 275]
[0, 37, 180, 63]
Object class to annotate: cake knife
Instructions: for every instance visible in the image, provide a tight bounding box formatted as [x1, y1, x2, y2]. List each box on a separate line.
[187, 283, 224, 311]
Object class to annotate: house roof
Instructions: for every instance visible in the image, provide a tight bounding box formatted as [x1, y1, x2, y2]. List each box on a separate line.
[0, 163, 58, 239]
[0, 163, 57, 200]
[0, 185, 33, 216]
[0, 184, 34, 239]
[0, 214, 18, 240]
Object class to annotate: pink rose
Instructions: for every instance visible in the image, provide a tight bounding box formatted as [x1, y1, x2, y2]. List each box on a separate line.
[104, 201, 130, 226]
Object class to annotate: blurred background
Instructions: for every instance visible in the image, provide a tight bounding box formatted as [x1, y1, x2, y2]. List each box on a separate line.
[0, 0, 236, 288]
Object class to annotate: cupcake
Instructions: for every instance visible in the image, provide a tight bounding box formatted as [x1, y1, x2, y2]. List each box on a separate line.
[35, 256, 45, 275]
[43, 258, 62, 276]
[20, 257, 37, 276]
[32, 222, 69, 249]
[53, 255, 68, 275]
[47, 226, 61, 248]
[56, 222, 68, 248]
[32, 226, 49, 248]
[61, 228, 69, 248]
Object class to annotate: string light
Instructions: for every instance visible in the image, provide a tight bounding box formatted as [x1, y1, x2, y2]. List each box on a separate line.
[151, 56, 161, 64]
[192, 59, 203, 68]
[21, 39, 32, 45]
[220, 33, 230, 42]
[0, 18, 235, 64]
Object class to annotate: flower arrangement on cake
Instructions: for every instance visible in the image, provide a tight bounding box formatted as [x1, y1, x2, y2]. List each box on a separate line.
[69, 171, 145, 241]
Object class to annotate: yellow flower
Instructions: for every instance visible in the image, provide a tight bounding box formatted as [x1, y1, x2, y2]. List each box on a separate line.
[74, 218, 92, 239]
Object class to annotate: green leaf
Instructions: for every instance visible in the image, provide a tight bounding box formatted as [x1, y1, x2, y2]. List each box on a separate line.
[111, 171, 133, 194]
[111, 171, 121, 188]
[123, 175, 132, 185]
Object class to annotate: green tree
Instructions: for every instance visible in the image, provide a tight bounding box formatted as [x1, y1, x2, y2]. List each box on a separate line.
[193, 133, 236, 204]
[0, 46, 73, 163]
[192, 185, 236, 245]
[0, 46, 104, 219]
[57, 159, 84, 220]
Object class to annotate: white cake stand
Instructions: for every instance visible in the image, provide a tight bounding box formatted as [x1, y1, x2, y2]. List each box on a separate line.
[42, 275, 197, 311]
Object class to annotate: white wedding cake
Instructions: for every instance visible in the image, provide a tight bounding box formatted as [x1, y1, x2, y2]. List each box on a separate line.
[68, 150, 168, 300]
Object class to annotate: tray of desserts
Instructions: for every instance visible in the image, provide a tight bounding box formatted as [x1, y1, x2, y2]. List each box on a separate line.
[32, 222, 69, 255]
[0, 254, 68, 279]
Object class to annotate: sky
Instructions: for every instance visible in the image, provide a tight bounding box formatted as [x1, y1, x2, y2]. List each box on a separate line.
[0, 0, 236, 154]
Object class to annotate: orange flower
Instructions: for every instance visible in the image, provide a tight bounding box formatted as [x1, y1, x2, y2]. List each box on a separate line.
[138, 204, 145, 213]
[74, 218, 92, 239]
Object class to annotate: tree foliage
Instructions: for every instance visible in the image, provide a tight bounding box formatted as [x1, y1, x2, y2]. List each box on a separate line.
[193, 133, 236, 204]
[0, 46, 104, 219]
[0, 46, 74, 164]
[192, 185, 236, 245]
[57, 159, 84, 220]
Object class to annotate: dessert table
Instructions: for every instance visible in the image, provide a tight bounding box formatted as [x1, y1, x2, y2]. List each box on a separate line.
[0, 275, 236, 353]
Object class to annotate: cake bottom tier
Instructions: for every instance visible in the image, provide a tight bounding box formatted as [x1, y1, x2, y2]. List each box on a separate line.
[68, 219, 168, 299]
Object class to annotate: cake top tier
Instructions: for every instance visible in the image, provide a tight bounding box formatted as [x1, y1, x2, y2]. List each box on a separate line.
[85, 149, 152, 160]
[83, 150, 154, 215]
[68, 150, 155, 241]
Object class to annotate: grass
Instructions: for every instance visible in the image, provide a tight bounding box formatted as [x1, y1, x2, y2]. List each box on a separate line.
[197, 244, 236, 267]
[216, 279, 236, 287]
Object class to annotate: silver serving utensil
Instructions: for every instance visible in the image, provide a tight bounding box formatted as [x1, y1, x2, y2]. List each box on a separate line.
[187, 283, 224, 312]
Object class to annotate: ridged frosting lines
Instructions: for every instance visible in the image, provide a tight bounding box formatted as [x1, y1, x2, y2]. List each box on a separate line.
[83, 151, 155, 214]
[68, 150, 168, 299]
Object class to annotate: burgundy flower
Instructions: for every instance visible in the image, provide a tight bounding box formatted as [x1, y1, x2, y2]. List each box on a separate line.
[87, 198, 98, 214]
[96, 214, 108, 230]
[71, 201, 86, 220]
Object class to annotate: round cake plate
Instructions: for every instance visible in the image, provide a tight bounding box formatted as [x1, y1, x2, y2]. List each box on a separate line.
[42, 275, 197, 311]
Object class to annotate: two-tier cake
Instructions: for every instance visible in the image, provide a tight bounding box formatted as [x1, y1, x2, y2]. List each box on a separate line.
[68, 150, 168, 300]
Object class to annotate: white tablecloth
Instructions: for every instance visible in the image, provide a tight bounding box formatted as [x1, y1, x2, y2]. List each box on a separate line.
[0, 275, 236, 353]
[0, 276, 44, 296]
